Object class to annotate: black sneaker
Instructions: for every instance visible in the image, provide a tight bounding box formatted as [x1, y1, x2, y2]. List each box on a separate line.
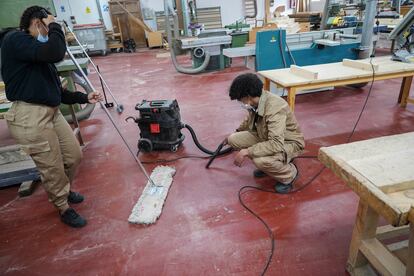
[60, 208, 87, 228]
[274, 163, 299, 194]
[68, 191, 84, 204]
[253, 170, 267, 178]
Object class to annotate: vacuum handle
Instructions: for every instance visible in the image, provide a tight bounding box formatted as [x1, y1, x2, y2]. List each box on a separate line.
[150, 100, 167, 107]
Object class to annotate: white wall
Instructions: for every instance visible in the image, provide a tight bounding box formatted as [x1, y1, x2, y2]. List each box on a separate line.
[53, 0, 113, 30]
[197, 0, 244, 26]
[310, 0, 325, 12]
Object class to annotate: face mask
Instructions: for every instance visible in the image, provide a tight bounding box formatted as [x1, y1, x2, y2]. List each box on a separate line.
[241, 103, 256, 112]
[36, 25, 48, 43]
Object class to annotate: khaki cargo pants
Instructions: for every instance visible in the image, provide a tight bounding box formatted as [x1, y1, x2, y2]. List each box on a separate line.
[228, 131, 297, 183]
[5, 101, 82, 212]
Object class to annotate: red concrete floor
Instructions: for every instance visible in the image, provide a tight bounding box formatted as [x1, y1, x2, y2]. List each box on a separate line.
[1, 49, 414, 276]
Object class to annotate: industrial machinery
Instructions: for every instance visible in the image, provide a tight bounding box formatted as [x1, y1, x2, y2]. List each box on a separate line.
[164, 0, 232, 74]
[389, 7, 414, 62]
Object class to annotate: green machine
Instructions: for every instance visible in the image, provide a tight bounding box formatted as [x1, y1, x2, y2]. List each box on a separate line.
[55, 58, 95, 123]
[0, 0, 55, 28]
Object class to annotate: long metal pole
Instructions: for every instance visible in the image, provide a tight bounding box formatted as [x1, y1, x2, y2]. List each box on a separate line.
[359, 0, 377, 59]
[63, 21, 124, 113]
[66, 49, 158, 187]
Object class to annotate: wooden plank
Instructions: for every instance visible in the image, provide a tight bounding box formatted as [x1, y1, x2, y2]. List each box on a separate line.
[319, 149, 407, 226]
[400, 76, 413, 108]
[387, 240, 409, 265]
[347, 201, 379, 274]
[407, 223, 414, 276]
[343, 59, 380, 71]
[377, 225, 410, 240]
[347, 150, 414, 193]
[360, 238, 406, 276]
[290, 65, 318, 79]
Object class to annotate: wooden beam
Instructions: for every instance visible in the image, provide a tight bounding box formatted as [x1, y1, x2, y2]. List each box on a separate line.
[360, 238, 405, 276]
[377, 225, 410, 240]
[112, 0, 152, 32]
[407, 223, 414, 275]
[343, 59, 380, 71]
[290, 65, 318, 80]
[347, 202, 379, 273]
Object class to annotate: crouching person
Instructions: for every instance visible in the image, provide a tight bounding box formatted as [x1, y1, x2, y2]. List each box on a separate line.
[227, 73, 305, 193]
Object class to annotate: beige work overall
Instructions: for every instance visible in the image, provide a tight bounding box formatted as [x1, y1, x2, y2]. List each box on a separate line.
[228, 91, 305, 183]
[4, 101, 82, 211]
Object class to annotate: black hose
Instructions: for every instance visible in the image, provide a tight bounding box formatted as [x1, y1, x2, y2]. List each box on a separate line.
[183, 124, 233, 156]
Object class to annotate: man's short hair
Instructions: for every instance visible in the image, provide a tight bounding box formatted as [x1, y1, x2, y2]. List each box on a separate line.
[19, 6, 51, 31]
[229, 73, 263, 100]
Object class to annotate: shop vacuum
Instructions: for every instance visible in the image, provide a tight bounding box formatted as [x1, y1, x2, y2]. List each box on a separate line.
[127, 100, 232, 162]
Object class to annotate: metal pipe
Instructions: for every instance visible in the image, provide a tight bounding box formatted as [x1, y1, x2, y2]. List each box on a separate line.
[164, 0, 211, 74]
[63, 21, 124, 113]
[359, 0, 377, 59]
[66, 49, 158, 187]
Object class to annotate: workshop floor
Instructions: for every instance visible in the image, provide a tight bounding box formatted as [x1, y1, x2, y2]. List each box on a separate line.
[1, 50, 414, 276]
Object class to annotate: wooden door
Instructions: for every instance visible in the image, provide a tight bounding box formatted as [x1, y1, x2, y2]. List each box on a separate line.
[108, 0, 146, 47]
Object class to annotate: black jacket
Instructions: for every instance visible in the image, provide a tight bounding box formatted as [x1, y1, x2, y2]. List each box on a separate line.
[0, 23, 88, 107]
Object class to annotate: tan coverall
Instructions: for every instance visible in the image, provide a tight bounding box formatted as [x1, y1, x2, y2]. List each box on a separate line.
[5, 101, 82, 211]
[228, 91, 305, 183]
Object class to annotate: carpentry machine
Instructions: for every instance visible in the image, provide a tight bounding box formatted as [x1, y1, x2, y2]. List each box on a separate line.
[224, 0, 382, 71]
[179, 29, 232, 71]
[389, 7, 414, 62]
[164, 0, 232, 74]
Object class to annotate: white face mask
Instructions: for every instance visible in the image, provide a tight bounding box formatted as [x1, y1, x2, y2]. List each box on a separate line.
[240, 103, 256, 112]
[36, 25, 48, 43]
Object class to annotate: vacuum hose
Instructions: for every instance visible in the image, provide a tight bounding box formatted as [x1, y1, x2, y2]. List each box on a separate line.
[183, 124, 232, 156]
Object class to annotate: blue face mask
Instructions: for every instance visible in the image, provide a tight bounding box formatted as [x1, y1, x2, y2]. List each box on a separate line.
[36, 26, 48, 43]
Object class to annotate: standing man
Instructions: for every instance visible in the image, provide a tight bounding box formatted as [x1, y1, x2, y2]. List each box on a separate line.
[1, 6, 103, 227]
[227, 73, 305, 193]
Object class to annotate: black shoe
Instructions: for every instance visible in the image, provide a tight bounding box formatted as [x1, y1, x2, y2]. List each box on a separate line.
[60, 208, 87, 228]
[274, 163, 299, 194]
[253, 170, 267, 178]
[68, 191, 84, 204]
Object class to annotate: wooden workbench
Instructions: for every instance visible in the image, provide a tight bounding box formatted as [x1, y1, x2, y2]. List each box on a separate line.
[259, 56, 414, 111]
[319, 132, 414, 276]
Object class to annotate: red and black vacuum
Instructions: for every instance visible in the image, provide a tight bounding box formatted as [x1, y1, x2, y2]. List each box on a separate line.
[127, 100, 231, 166]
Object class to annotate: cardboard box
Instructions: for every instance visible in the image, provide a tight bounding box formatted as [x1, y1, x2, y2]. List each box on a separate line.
[248, 23, 278, 44]
[147, 31, 163, 48]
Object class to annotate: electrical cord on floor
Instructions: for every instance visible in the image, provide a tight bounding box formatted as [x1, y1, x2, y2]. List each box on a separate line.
[238, 57, 377, 275]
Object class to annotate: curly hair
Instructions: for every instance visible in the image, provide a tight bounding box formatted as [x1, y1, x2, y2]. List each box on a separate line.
[229, 73, 263, 100]
[19, 6, 50, 32]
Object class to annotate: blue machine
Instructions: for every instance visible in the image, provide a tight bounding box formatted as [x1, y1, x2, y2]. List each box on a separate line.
[255, 29, 360, 71]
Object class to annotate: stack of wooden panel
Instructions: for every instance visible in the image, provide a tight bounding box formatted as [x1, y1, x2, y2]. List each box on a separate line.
[288, 12, 321, 31]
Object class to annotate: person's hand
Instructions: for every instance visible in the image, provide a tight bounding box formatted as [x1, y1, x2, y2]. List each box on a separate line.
[42, 14, 55, 27]
[223, 137, 228, 145]
[88, 91, 104, 104]
[234, 149, 249, 167]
